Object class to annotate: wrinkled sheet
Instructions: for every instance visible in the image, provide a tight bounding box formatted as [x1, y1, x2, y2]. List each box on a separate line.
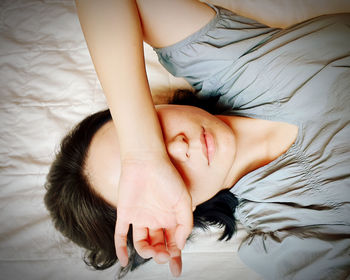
[1, 0, 350, 279]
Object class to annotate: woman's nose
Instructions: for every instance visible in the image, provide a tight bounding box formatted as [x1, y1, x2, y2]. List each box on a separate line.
[166, 134, 189, 162]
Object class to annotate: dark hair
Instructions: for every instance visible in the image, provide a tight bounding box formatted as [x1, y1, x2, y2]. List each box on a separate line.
[44, 90, 238, 278]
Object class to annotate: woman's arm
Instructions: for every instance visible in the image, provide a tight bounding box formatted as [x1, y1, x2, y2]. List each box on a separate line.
[74, 0, 182, 269]
[136, 0, 215, 48]
[75, 0, 161, 156]
[74, 0, 214, 276]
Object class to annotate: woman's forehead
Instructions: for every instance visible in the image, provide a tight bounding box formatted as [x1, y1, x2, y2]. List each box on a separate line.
[85, 120, 120, 208]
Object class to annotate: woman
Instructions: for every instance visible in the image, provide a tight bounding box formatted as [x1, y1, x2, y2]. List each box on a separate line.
[44, 92, 240, 278]
[46, 1, 350, 279]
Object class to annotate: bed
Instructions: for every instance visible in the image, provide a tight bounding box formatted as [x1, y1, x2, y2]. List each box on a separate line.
[1, 0, 349, 279]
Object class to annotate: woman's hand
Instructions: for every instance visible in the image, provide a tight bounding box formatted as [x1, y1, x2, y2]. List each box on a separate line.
[115, 152, 193, 277]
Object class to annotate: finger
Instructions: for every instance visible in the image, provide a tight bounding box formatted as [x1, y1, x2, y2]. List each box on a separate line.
[164, 228, 182, 277]
[169, 255, 182, 277]
[174, 195, 193, 250]
[133, 226, 154, 259]
[149, 228, 170, 264]
[115, 219, 130, 267]
[164, 228, 181, 258]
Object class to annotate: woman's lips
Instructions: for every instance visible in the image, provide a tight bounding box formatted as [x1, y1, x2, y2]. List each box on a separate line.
[201, 127, 215, 165]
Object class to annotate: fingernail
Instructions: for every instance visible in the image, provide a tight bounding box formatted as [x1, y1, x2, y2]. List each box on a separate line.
[170, 258, 182, 277]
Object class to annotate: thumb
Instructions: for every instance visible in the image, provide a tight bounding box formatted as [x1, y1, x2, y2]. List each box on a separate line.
[174, 193, 193, 250]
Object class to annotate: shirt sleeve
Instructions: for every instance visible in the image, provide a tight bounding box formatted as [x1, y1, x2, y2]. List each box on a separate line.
[153, 3, 279, 98]
[238, 226, 350, 279]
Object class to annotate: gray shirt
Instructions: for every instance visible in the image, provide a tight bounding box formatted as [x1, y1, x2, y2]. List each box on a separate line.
[155, 4, 350, 279]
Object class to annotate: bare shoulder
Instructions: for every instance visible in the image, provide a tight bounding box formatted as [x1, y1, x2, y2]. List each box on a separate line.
[136, 0, 216, 48]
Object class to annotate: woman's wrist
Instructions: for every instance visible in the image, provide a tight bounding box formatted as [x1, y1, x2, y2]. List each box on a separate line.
[113, 97, 168, 161]
[120, 147, 169, 163]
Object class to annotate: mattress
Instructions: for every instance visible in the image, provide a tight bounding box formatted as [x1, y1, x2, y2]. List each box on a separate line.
[1, 0, 349, 279]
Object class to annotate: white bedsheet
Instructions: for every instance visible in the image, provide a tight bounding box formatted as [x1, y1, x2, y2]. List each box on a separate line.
[1, 1, 349, 279]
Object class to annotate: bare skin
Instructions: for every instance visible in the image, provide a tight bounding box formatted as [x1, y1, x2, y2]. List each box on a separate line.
[75, 0, 216, 272]
[75, 0, 301, 276]
[85, 104, 298, 276]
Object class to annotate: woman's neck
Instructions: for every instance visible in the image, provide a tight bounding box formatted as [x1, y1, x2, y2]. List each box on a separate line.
[216, 115, 298, 190]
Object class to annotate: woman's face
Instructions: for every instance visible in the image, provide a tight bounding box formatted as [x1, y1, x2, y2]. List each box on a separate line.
[85, 104, 236, 208]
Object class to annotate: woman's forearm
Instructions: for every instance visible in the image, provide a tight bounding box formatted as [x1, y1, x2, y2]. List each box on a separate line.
[75, 0, 167, 159]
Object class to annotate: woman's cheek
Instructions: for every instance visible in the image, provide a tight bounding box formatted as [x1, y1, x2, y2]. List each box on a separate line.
[172, 156, 212, 204]
[184, 165, 210, 201]
[170, 159, 192, 188]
